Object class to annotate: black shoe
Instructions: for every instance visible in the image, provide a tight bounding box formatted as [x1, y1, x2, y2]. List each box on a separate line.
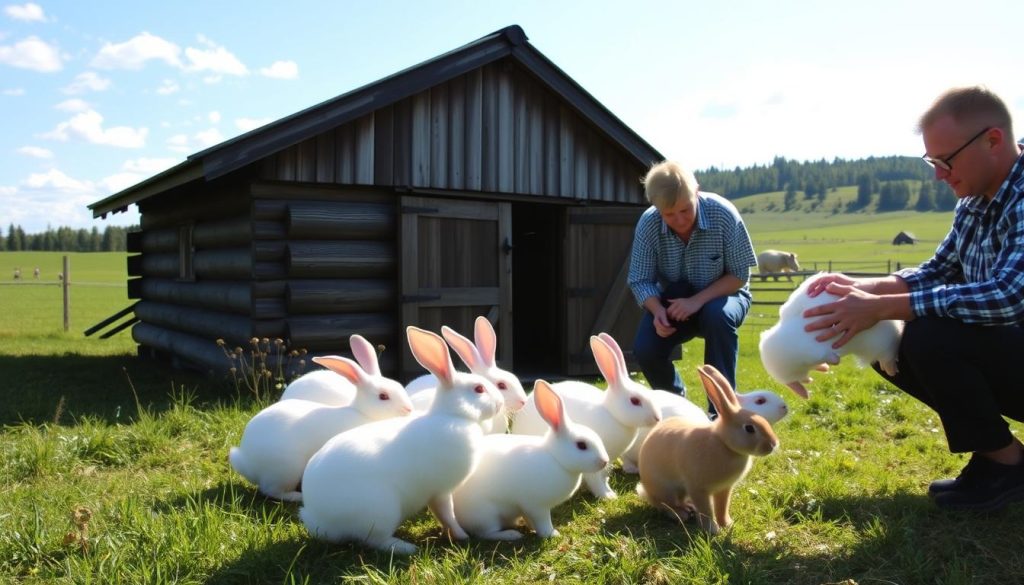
[932, 454, 1024, 512]
[928, 453, 985, 498]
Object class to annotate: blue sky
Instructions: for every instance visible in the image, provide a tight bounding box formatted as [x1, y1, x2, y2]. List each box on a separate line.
[2, 0, 1022, 233]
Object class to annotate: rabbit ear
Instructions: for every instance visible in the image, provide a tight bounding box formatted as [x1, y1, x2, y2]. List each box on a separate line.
[407, 326, 455, 387]
[697, 365, 738, 417]
[473, 316, 497, 367]
[533, 379, 565, 433]
[589, 336, 621, 389]
[349, 334, 380, 377]
[597, 332, 626, 366]
[312, 355, 369, 386]
[441, 325, 483, 371]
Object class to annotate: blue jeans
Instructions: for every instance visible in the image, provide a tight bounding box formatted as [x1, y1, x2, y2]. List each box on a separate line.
[633, 281, 750, 402]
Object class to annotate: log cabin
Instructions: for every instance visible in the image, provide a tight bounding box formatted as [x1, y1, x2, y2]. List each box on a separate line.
[88, 25, 664, 381]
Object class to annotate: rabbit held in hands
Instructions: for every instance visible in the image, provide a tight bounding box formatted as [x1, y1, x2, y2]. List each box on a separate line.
[297, 326, 503, 555]
[758, 275, 903, 398]
[621, 388, 788, 474]
[228, 342, 413, 501]
[510, 332, 660, 500]
[407, 316, 528, 433]
[637, 364, 779, 535]
[452, 379, 609, 540]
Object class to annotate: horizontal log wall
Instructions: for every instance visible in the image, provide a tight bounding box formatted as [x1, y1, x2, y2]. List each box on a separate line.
[257, 59, 648, 205]
[249, 184, 400, 373]
[131, 180, 260, 354]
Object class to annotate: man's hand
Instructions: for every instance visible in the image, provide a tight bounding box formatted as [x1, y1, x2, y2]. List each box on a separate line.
[665, 296, 704, 323]
[803, 283, 881, 349]
[652, 307, 677, 337]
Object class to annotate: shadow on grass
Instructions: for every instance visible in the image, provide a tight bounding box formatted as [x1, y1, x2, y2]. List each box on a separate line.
[0, 353, 234, 426]
[176, 473, 1024, 584]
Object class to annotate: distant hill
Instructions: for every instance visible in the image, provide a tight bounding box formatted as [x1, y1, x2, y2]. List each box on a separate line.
[695, 155, 956, 213]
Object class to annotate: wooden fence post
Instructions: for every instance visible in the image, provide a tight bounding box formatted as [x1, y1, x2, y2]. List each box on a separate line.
[62, 255, 70, 332]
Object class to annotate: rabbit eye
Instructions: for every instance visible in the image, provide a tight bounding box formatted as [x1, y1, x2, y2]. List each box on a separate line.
[755, 397, 766, 405]
[497, 382, 508, 391]
[474, 384, 486, 394]
[743, 424, 755, 434]
[576, 441, 588, 451]
[379, 392, 390, 401]
[630, 397, 641, 406]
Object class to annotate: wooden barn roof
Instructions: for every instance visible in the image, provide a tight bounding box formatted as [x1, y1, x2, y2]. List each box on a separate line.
[89, 24, 664, 218]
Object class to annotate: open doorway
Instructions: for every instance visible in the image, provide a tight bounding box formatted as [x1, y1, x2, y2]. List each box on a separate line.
[511, 202, 563, 379]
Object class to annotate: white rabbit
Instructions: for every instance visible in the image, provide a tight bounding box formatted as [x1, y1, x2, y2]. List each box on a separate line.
[637, 365, 779, 535]
[278, 335, 383, 405]
[298, 326, 503, 555]
[279, 370, 355, 406]
[452, 379, 609, 540]
[510, 332, 660, 500]
[759, 274, 903, 398]
[228, 349, 414, 502]
[406, 316, 527, 433]
[620, 388, 789, 474]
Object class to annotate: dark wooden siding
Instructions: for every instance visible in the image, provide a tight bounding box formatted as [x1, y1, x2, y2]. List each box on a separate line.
[250, 183, 400, 374]
[259, 59, 648, 205]
[129, 185, 262, 372]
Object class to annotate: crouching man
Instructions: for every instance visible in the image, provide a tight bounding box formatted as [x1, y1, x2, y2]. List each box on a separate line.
[804, 86, 1024, 512]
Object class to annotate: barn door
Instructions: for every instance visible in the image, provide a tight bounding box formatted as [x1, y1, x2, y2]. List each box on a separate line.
[563, 205, 645, 376]
[400, 195, 513, 380]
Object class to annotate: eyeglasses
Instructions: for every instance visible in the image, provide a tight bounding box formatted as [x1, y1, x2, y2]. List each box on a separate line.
[922, 127, 991, 171]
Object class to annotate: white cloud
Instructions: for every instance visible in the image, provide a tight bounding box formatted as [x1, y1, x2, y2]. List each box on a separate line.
[43, 109, 148, 148]
[62, 71, 111, 94]
[99, 157, 180, 195]
[3, 87, 25, 95]
[121, 157, 179, 174]
[259, 60, 298, 80]
[167, 133, 189, 153]
[91, 32, 182, 70]
[55, 98, 90, 112]
[17, 145, 53, 158]
[0, 35, 62, 72]
[194, 127, 223, 148]
[235, 117, 271, 132]
[1, 169, 141, 232]
[208, 111, 221, 124]
[5, 3, 46, 22]
[23, 168, 95, 193]
[184, 36, 247, 77]
[156, 78, 179, 95]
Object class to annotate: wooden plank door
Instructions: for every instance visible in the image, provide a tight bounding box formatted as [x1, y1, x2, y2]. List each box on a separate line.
[563, 205, 645, 376]
[400, 195, 512, 380]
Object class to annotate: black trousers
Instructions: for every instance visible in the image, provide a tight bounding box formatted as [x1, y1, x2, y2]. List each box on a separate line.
[873, 316, 1024, 453]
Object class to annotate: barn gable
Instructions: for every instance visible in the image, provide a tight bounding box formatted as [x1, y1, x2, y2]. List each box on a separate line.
[89, 25, 665, 381]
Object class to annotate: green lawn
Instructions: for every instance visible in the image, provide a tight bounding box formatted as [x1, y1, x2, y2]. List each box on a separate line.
[3, 217, 1023, 584]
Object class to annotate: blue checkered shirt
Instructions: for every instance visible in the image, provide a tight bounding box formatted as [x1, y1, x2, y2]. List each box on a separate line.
[897, 145, 1024, 325]
[628, 191, 757, 305]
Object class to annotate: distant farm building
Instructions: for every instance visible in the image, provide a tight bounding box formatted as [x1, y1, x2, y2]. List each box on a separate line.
[892, 231, 917, 245]
[88, 25, 664, 381]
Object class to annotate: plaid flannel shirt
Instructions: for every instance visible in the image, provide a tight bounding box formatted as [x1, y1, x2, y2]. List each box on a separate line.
[628, 191, 757, 305]
[897, 145, 1024, 325]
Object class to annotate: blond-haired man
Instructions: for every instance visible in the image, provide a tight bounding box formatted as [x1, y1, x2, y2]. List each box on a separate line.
[627, 161, 757, 406]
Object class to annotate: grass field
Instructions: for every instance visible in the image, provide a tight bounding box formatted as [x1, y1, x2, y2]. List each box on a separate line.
[3, 213, 1024, 585]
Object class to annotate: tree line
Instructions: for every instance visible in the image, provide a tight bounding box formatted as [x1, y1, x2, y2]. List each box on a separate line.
[1, 224, 134, 252]
[697, 155, 957, 212]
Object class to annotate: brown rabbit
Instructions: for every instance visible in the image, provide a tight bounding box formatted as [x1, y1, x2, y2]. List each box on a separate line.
[636, 364, 779, 534]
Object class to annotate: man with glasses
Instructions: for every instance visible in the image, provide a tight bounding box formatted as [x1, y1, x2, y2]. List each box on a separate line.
[627, 160, 757, 410]
[802, 86, 1024, 512]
